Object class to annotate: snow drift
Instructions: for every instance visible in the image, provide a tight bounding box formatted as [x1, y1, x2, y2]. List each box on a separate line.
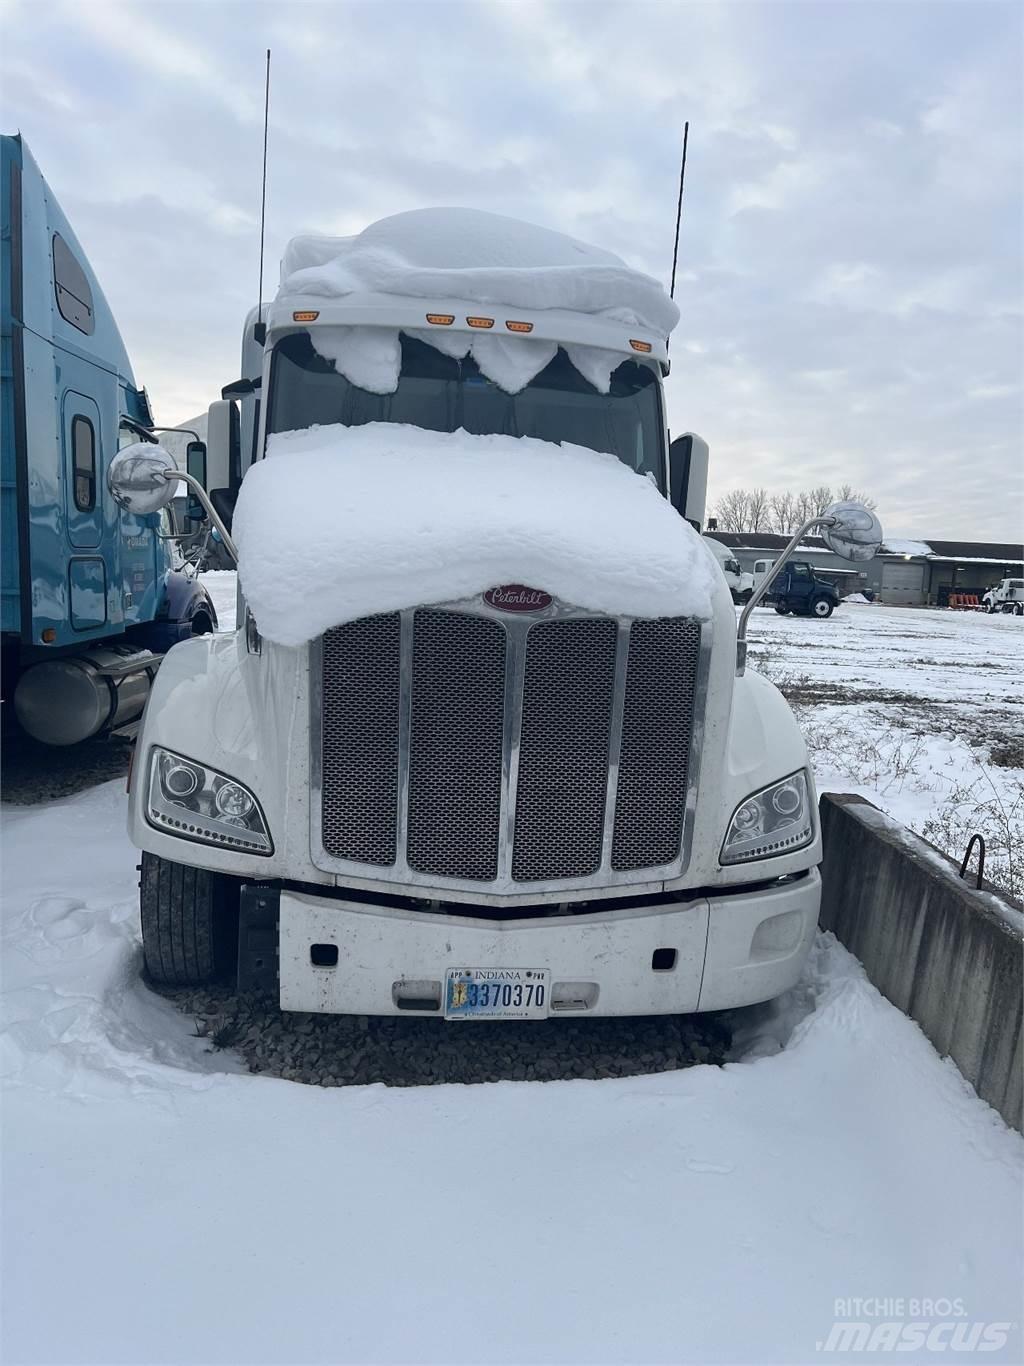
[278, 208, 678, 394]
[233, 423, 717, 648]
[3, 782, 1022, 1365]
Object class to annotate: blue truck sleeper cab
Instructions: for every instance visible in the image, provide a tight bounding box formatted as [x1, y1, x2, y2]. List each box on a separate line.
[1, 134, 216, 744]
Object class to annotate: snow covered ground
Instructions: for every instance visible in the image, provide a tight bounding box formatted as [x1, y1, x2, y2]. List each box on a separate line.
[743, 600, 1022, 897]
[2, 588, 1022, 1364]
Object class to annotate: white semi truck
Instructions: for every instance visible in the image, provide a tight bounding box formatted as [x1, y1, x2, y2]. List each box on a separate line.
[704, 538, 755, 604]
[982, 578, 1024, 615]
[110, 209, 882, 1022]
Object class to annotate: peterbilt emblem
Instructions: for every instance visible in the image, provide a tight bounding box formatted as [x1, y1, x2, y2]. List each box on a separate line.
[484, 584, 553, 613]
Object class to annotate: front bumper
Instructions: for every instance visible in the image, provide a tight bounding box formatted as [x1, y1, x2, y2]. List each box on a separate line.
[276, 869, 820, 1017]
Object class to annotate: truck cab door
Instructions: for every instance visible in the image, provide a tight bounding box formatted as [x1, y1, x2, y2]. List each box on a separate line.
[788, 563, 813, 602]
[63, 391, 103, 549]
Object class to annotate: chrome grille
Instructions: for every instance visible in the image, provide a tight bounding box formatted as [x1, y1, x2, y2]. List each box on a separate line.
[406, 610, 506, 881]
[512, 619, 617, 880]
[320, 614, 401, 865]
[316, 603, 705, 893]
[612, 618, 701, 870]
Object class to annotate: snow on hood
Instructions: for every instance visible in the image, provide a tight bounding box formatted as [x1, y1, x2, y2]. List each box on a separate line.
[278, 208, 678, 396]
[233, 423, 716, 648]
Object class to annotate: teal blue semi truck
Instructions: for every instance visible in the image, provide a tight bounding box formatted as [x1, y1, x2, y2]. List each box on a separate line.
[1, 134, 217, 745]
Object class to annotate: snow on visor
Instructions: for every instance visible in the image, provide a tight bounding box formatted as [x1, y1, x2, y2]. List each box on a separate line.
[233, 423, 716, 648]
[278, 207, 679, 395]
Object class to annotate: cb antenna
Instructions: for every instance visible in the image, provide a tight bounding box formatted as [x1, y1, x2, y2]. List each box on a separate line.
[669, 120, 689, 301]
[254, 48, 271, 345]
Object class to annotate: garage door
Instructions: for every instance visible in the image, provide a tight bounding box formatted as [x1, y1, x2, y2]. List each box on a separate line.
[881, 561, 925, 605]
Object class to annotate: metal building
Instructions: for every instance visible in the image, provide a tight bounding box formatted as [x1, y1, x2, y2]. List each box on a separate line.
[706, 532, 1023, 607]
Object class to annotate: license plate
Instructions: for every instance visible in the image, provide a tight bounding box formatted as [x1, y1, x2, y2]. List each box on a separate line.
[444, 968, 550, 1020]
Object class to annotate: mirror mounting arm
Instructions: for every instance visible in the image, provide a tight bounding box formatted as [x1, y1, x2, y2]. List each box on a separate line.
[735, 515, 838, 676]
[163, 471, 239, 563]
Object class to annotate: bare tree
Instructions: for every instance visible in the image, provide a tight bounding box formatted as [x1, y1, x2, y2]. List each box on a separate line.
[836, 483, 877, 510]
[711, 489, 752, 533]
[746, 486, 771, 533]
[807, 485, 835, 518]
[769, 490, 799, 534]
[793, 488, 816, 525]
[710, 484, 877, 533]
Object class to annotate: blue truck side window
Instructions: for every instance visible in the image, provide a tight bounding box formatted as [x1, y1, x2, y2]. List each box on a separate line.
[72, 415, 96, 511]
[53, 233, 95, 335]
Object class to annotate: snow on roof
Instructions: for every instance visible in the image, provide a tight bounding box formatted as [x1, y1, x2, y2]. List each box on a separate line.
[234, 423, 716, 647]
[881, 538, 932, 557]
[927, 556, 1024, 566]
[278, 208, 678, 396]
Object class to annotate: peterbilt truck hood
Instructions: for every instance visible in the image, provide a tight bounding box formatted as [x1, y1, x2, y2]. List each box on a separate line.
[232, 422, 718, 648]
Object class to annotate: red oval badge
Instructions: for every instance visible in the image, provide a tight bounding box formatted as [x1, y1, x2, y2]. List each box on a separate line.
[483, 584, 553, 613]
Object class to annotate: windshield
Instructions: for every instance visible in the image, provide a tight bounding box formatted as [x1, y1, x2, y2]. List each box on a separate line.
[266, 332, 666, 488]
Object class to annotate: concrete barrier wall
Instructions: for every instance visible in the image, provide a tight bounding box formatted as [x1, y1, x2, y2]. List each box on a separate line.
[819, 793, 1023, 1132]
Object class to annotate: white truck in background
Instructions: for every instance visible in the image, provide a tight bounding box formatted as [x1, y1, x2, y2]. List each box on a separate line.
[982, 577, 1024, 615]
[704, 538, 755, 604]
[108, 208, 883, 1024]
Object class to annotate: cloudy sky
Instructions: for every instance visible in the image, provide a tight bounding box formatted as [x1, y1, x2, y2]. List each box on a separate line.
[2, 0, 1021, 539]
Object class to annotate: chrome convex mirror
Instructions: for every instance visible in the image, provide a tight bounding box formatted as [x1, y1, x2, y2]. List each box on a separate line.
[107, 443, 179, 515]
[736, 499, 885, 675]
[819, 500, 884, 562]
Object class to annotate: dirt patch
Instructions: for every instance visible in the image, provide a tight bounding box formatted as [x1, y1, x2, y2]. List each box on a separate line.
[987, 733, 1024, 769]
[1, 729, 132, 805]
[778, 681, 933, 708]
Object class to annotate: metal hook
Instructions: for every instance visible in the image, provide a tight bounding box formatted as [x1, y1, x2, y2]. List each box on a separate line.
[958, 834, 986, 890]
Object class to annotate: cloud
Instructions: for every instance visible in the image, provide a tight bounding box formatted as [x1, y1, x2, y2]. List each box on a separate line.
[0, 0, 1020, 539]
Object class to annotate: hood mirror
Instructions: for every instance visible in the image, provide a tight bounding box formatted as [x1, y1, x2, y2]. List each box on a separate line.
[107, 442, 178, 515]
[819, 501, 884, 561]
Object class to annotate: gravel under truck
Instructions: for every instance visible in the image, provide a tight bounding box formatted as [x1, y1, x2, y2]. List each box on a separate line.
[109, 208, 882, 1022]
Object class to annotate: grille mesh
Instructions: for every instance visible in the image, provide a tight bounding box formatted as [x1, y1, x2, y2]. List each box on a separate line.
[320, 614, 401, 865]
[406, 610, 506, 881]
[611, 617, 701, 870]
[512, 619, 618, 880]
[319, 607, 702, 885]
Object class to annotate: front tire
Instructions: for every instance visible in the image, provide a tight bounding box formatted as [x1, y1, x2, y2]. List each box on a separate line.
[811, 596, 835, 619]
[140, 851, 239, 986]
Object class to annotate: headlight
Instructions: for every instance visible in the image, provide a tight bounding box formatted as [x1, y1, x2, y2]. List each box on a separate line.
[146, 747, 273, 855]
[720, 770, 814, 865]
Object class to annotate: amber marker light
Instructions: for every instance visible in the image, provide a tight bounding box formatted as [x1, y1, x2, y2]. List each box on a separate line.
[629, 339, 653, 353]
[425, 313, 455, 325]
[505, 320, 534, 333]
[292, 311, 320, 322]
[41, 629, 56, 643]
[466, 316, 495, 328]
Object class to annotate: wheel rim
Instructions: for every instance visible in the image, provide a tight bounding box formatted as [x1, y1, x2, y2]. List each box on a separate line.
[814, 600, 830, 616]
